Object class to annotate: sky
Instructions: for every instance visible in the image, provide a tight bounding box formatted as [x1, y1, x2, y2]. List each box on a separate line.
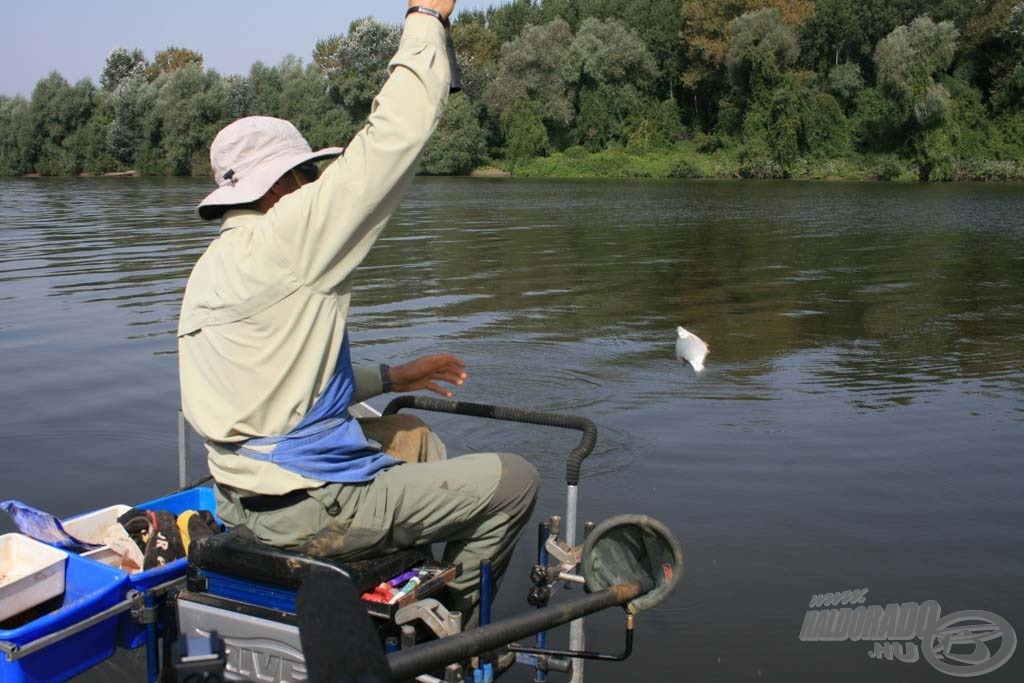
[0, 0, 502, 98]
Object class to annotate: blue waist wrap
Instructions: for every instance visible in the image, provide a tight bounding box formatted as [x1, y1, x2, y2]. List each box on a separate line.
[227, 333, 399, 482]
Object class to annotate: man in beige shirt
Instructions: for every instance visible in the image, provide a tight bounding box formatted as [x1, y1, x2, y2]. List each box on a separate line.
[178, 0, 538, 621]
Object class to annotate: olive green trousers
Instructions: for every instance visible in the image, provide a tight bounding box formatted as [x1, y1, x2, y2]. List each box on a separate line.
[213, 415, 539, 623]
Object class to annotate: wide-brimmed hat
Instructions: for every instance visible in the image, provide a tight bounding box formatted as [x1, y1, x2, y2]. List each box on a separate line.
[196, 116, 344, 220]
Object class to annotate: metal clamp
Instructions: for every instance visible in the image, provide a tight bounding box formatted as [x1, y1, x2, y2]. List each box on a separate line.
[544, 536, 581, 568]
[130, 591, 159, 625]
[395, 598, 461, 639]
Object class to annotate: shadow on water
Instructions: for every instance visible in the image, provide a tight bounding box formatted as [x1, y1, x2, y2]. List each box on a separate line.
[1, 176, 1022, 682]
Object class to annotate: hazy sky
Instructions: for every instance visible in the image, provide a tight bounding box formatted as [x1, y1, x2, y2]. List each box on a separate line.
[0, 0, 501, 98]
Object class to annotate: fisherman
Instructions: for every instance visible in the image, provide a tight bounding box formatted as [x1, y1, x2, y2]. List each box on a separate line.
[177, 0, 538, 623]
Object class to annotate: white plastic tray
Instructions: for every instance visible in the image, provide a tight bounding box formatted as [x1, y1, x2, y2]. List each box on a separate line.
[62, 505, 132, 567]
[0, 533, 67, 623]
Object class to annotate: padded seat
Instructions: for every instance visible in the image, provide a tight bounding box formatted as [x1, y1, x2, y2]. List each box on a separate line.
[188, 532, 426, 594]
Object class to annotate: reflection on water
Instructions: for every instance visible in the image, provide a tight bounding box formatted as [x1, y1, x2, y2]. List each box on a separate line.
[1, 177, 1022, 682]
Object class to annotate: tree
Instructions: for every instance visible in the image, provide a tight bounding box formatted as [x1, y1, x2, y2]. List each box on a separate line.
[827, 62, 864, 110]
[738, 73, 805, 177]
[452, 12, 501, 100]
[486, 0, 543, 44]
[568, 17, 657, 92]
[222, 74, 249, 121]
[964, 0, 1024, 110]
[150, 64, 228, 175]
[484, 19, 575, 132]
[679, 0, 815, 126]
[0, 96, 37, 175]
[420, 93, 488, 174]
[30, 73, 96, 174]
[875, 16, 959, 126]
[502, 100, 550, 165]
[278, 62, 353, 150]
[799, 0, 974, 77]
[567, 17, 658, 149]
[726, 9, 801, 103]
[625, 97, 685, 152]
[874, 16, 962, 178]
[246, 61, 285, 117]
[551, 0, 684, 98]
[313, 34, 345, 75]
[105, 73, 151, 165]
[147, 47, 204, 81]
[324, 18, 401, 120]
[100, 47, 147, 91]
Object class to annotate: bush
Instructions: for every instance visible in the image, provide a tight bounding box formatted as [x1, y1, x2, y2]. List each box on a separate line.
[801, 91, 851, 158]
[867, 154, 914, 181]
[738, 154, 787, 179]
[916, 127, 957, 181]
[668, 155, 703, 178]
[693, 132, 731, 153]
[502, 101, 550, 167]
[850, 87, 906, 153]
[958, 160, 1024, 181]
[827, 63, 864, 108]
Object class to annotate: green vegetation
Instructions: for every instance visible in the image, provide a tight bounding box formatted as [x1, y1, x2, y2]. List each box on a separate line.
[2, 0, 1023, 180]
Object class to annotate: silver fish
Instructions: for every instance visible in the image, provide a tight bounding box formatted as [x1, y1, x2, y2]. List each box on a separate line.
[675, 326, 709, 373]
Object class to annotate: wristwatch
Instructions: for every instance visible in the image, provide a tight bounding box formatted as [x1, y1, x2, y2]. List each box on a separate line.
[380, 363, 393, 393]
[406, 5, 451, 28]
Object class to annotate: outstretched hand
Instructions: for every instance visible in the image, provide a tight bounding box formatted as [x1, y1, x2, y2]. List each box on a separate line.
[390, 354, 467, 398]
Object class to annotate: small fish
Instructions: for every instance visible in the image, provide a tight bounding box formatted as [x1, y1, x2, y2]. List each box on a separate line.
[675, 326, 709, 373]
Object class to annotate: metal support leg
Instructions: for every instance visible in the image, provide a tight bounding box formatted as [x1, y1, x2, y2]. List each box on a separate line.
[177, 410, 188, 489]
[535, 522, 549, 683]
[145, 592, 158, 683]
[566, 484, 584, 683]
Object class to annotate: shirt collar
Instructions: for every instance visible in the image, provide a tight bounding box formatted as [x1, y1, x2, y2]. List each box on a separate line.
[218, 208, 265, 234]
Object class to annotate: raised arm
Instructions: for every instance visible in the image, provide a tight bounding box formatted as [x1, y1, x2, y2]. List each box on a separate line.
[267, 2, 456, 292]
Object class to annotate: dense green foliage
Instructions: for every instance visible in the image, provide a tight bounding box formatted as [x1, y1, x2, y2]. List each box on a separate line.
[3, 0, 1023, 180]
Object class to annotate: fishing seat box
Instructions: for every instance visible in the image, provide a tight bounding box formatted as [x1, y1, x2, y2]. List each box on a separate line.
[186, 533, 450, 618]
[0, 551, 128, 683]
[177, 534, 456, 680]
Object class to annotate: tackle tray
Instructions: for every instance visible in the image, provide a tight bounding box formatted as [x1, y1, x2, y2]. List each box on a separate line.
[362, 560, 458, 621]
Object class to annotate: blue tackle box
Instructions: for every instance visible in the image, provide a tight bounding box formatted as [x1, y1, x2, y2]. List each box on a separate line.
[117, 486, 219, 649]
[0, 552, 128, 683]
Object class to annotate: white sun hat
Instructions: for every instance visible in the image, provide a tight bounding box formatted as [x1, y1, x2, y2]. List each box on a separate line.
[196, 116, 344, 220]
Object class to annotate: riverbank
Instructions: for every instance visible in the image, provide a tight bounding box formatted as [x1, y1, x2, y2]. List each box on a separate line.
[17, 150, 1024, 183]
[496, 144, 1024, 182]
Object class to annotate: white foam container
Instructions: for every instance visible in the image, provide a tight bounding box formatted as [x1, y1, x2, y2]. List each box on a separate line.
[62, 504, 132, 566]
[0, 533, 68, 623]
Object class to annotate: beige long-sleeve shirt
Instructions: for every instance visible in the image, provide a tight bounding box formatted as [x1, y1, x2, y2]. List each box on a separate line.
[178, 14, 450, 495]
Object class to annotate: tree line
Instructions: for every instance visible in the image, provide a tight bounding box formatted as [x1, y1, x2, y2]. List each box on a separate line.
[1, 0, 1022, 181]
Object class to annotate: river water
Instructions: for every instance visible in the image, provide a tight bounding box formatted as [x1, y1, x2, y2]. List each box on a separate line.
[1, 177, 1022, 682]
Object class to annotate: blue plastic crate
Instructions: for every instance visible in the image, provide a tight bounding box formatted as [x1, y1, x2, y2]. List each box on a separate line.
[0, 552, 128, 683]
[117, 486, 219, 649]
